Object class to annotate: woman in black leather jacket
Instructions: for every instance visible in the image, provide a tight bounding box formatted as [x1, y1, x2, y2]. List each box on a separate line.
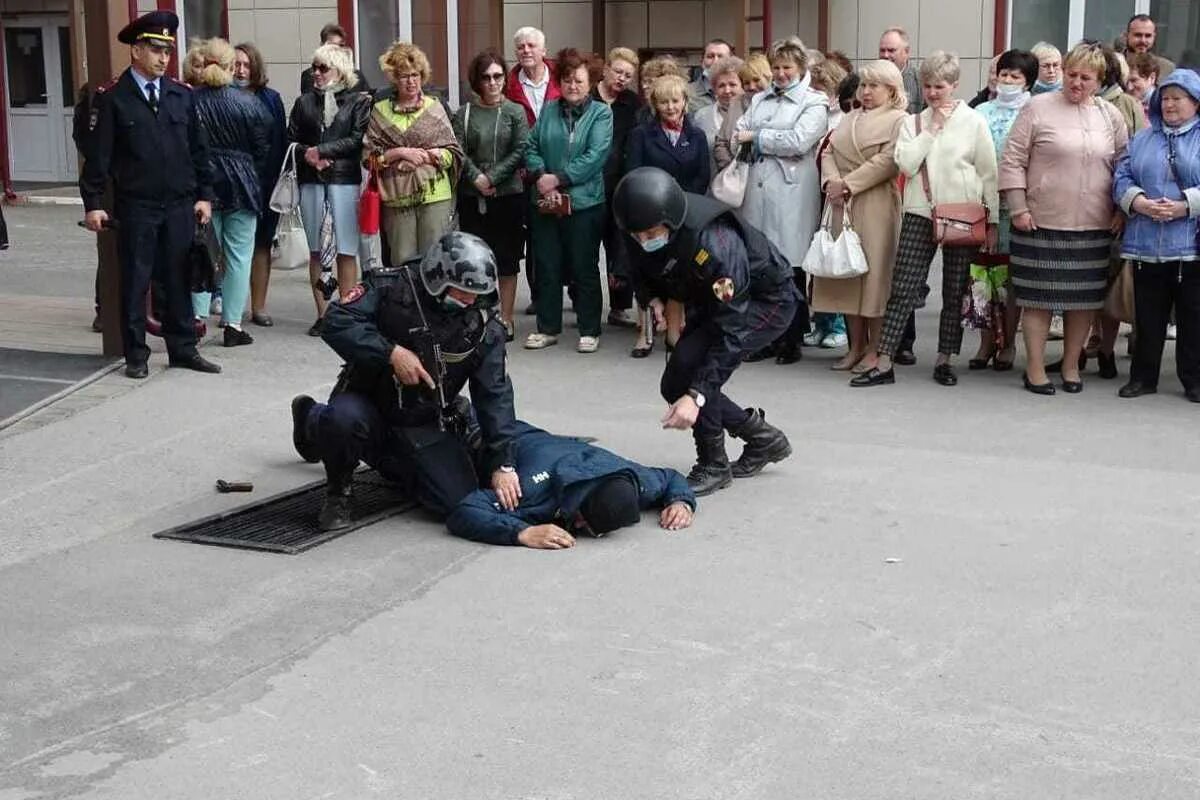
[287, 43, 372, 333]
[184, 38, 270, 347]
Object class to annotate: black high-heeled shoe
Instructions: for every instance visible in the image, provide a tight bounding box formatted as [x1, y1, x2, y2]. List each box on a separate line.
[774, 342, 802, 365]
[968, 353, 993, 370]
[630, 343, 654, 359]
[1023, 373, 1056, 395]
[1097, 351, 1118, 379]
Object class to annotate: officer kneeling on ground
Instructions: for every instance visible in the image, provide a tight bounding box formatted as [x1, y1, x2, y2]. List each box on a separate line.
[612, 167, 798, 496]
[291, 232, 520, 531]
[446, 421, 696, 549]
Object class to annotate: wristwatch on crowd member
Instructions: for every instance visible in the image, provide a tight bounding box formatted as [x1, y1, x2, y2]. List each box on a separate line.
[686, 389, 706, 408]
[499, 464, 516, 474]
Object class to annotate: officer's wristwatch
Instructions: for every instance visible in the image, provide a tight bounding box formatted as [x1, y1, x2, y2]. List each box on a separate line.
[686, 389, 706, 408]
[499, 464, 516, 474]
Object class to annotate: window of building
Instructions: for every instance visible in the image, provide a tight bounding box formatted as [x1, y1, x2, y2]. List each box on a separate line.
[1084, 0, 1135, 46]
[4, 27, 48, 108]
[1150, 0, 1200, 64]
[1010, 0, 1070, 50]
[357, 0, 400, 89]
[182, 0, 225, 41]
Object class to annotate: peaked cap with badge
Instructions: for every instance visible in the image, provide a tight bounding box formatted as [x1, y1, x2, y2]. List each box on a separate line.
[117, 10, 178, 46]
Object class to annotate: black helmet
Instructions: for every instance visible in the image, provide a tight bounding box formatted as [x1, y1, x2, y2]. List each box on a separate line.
[612, 167, 688, 233]
[418, 231, 498, 297]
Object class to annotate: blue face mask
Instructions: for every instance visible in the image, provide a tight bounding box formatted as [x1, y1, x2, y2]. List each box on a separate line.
[640, 235, 669, 253]
[232, 78, 251, 89]
[1033, 78, 1061, 94]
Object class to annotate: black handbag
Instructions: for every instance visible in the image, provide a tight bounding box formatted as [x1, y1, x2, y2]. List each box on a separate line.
[188, 222, 222, 293]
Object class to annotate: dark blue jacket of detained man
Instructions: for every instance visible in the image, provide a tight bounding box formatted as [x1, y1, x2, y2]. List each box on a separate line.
[447, 422, 697, 546]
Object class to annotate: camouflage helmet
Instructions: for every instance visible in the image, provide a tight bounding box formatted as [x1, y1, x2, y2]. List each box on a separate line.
[418, 231, 498, 297]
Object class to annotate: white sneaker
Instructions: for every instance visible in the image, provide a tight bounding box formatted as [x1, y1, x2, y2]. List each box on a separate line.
[577, 335, 599, 353]
[524, 332, 558, 349]
[802, 330, 822, 347]
[1166, 324, 1178, 341]
[821, 332, 849, 349]
[210, 296, 223, 316]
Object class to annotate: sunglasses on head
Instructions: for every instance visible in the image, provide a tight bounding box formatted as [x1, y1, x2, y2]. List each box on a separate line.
[311, 63, 329, 73]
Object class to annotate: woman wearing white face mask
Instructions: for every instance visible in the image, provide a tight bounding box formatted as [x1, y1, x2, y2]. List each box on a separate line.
[731, 36, 828, 364]
[963, 48, 1039, 372]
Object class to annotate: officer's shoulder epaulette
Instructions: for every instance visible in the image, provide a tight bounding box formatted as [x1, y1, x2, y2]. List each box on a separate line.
[166, 75, 193, 90]
[96, 77, 119, 93]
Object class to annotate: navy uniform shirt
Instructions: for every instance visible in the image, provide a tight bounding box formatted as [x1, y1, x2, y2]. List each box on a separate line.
[79, 69, 213, 211]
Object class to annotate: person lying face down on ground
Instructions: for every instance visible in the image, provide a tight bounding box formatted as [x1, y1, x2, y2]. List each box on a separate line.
[446, 421, 697, 549]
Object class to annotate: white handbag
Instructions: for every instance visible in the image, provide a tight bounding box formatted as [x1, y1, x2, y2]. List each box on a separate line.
[271, 208, 310, 271]
[268, 142, 301, 214]
[710, 158, 749, 207]
[801, 202, 868, 279]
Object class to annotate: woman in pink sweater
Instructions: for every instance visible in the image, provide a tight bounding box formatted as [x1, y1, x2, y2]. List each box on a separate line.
[999, 42, 1128, 395]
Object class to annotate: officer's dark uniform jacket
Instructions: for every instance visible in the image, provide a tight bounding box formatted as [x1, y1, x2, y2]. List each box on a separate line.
[79, 70, 213, 211]
[630, 192, 798, 401]
[320, 268, 517, 475]
[446, 422, 696, 546]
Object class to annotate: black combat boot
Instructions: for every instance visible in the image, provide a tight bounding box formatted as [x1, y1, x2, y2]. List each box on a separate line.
[729, 408, 792, 478]
[318, 471, 355, 532]
[686, 432, 733, 496]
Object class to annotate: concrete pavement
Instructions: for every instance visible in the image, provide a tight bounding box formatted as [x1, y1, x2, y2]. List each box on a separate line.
[1, 203, 1198, 799]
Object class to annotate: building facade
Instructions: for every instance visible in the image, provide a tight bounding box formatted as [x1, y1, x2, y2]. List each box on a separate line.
[1, 0, 1197, 186]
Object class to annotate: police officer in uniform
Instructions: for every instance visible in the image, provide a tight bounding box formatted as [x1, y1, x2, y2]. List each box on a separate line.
[291, 232, 520, 531]
[79, 11, 219, 379]
[613, 166, 798, 496]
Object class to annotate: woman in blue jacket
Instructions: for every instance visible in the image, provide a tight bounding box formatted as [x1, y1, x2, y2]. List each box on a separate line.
[1112, 69, 1200, 403]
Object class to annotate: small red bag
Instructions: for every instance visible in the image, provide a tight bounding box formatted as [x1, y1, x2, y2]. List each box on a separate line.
[359, 170, 381, 235]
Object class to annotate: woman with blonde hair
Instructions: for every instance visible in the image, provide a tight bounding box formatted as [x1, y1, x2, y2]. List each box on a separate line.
[365, 42, 464, 266]
[184, 38, 270, 346]
[713, 54, 771, 170]
[811, 59, 907, 371]
[637, 56, 684, 123]
[287, 42, 371, 335]
[1031, 42, 1063, 94]
[1000, 42, 1128, 395]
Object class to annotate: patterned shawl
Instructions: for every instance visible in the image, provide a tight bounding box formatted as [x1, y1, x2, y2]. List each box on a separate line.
[365, 97, 464, 207]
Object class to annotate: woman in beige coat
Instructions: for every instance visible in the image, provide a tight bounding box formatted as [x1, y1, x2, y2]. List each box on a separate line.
[813, 60, 908, 372]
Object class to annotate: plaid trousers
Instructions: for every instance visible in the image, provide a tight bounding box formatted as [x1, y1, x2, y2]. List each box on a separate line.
[879, 214, 979, 357]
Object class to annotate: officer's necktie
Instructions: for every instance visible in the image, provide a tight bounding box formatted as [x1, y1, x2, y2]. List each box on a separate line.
[146, 82, 158, 115]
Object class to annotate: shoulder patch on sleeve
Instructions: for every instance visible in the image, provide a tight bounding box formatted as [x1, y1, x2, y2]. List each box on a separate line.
[694, 248, 710, 267]
[343, 284, 366, 304]
[712, 277, 735, 303]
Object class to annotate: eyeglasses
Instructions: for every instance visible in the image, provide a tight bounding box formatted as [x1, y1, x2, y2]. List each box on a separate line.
[394, 72, 422, 82]
[311, 63, 329, 73]
[482, 72, 505, 82]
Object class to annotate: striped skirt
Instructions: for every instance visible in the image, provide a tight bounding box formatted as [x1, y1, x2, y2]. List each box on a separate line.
[1010, 227, 1112, 311]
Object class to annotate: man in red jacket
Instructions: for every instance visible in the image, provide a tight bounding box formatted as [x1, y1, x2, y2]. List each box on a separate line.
[504, 26, 560, 126]
[504, 26, 562, 312]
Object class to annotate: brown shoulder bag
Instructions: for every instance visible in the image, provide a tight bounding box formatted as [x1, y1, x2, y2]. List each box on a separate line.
[915, 113, 988, 247]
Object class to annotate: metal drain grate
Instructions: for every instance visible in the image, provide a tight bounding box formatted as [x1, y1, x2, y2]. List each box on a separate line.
[153, 471, 418, 554]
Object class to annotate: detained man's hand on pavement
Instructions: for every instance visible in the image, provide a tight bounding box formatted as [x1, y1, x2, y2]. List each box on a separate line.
[517, 524, 575, 550]
[659, 501, 693, 531]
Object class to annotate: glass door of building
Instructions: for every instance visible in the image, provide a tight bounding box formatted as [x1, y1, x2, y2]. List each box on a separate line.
[4, 18, 75, 182]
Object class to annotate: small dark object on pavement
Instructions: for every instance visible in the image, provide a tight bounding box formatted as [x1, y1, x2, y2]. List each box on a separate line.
[216, 479, 254, 493]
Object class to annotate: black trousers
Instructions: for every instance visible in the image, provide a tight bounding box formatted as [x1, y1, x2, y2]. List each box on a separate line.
[1131, 261, 1200, 392]
[307, 391, 479, 518]
[115, 200, 198, 365]
[661, 296, 796, 438]
[780, 269, 812, 345]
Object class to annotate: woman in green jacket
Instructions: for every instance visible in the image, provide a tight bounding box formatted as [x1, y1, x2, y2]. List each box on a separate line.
[522, 48, 613, 354]
[453, 49, 530, 339]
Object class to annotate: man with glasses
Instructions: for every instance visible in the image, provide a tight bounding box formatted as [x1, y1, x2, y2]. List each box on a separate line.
[79, 11, 220, 379]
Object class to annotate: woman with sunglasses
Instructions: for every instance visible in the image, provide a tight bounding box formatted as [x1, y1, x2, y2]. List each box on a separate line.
[451, 49, 530, 339]
[286, 43, 371, 335]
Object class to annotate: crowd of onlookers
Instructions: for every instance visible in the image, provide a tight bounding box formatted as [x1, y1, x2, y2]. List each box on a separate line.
[167, 13, 1199, 403]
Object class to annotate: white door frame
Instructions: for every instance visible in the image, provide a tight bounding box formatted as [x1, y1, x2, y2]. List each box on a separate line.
[4, 14, 73, 182]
